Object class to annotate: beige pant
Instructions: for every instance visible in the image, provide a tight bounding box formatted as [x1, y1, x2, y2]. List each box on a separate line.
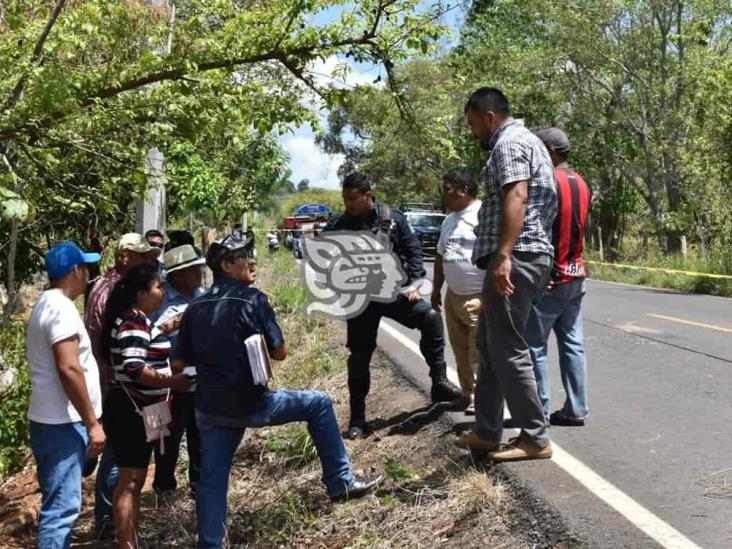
[444, 289, 483, 396]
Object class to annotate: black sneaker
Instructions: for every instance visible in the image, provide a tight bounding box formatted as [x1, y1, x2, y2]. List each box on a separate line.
[549, 411, 585, 427]
[430, 378, 463, 404]
[347, 421, 368, 439]
[330, 474, 384, 502]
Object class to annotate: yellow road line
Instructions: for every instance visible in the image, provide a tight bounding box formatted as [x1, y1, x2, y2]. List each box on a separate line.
[648, 313, 732, 334]
[586, 260, 732, 281]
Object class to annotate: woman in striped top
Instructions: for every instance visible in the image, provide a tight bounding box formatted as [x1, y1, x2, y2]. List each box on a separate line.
[102, 264, 190, 549]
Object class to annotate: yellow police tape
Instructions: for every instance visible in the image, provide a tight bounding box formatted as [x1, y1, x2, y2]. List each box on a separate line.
[586, 260, 732, 281]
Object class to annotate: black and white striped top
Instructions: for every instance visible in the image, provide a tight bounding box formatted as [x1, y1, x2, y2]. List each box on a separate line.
[109, 308, 171, 405]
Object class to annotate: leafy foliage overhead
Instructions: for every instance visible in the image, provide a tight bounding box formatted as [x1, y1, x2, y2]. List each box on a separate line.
[323, 0, 732, 257]
[0, 0, 449, 285]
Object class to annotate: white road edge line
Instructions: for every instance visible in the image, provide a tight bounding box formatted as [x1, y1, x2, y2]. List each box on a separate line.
[379, 321, 703, 549]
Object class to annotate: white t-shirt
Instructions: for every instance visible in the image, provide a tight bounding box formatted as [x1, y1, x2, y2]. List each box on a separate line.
[437, 201, 485, 295]
[26, 289, 102, 424]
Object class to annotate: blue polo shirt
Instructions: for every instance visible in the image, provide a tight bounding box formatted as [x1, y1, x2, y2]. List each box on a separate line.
[149, 281, 203, 350]
[150, 282, 203, 392]
[176, 275, 285, 425]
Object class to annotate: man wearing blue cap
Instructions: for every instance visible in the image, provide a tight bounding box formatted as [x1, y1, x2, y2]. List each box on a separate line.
[26, 242, 106, 548]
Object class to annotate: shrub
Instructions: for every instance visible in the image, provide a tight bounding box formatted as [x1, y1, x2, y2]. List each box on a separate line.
[0, 321, 31, 477]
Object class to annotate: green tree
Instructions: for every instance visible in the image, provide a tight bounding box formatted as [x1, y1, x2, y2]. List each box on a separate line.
[0, 0, 450, 316]
[458, 0, 732, 255]
[319, 58, 475, 207]
[323, 0, 732, 257]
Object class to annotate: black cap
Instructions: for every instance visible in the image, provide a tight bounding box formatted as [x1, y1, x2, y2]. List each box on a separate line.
[535, 127, 571, 154]
[206, 233, 255, 271]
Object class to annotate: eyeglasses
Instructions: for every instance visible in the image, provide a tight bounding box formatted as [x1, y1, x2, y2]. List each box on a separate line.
[148, 241, 164, 249]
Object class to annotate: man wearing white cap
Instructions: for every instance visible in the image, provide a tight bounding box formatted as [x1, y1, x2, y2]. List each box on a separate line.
[84, 232, 160, 539]
[150, 244, 205, 501]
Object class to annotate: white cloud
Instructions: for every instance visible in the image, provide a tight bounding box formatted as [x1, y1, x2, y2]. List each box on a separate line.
[281, 133, 344, 190]
[308, 55, 384, 89]
[279, 57, 380, 190]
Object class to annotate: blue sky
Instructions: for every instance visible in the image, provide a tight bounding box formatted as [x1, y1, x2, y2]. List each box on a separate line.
[279, 2, 465, 190]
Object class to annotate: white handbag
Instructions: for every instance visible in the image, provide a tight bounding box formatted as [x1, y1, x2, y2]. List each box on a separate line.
[120, 383, 172, 454]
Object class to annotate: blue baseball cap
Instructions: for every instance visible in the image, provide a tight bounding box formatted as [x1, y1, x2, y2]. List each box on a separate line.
[45, 241, 101, 279]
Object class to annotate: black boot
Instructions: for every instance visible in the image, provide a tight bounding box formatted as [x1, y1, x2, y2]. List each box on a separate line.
[348, 396, 368, 439]
[430, 365, 464, 403]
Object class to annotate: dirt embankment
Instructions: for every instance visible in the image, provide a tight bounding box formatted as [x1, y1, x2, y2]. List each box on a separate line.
[0, 253, 583, 548]
[0, 348, 583, 548]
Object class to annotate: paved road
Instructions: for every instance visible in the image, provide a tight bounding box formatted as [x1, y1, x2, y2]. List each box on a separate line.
[378, 271, 732, 549]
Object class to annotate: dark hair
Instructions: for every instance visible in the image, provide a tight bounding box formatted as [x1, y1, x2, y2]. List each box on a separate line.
[211, 248, 252, 275]
[554, 149, 570, 162]
[145, 229, 164, 240]
[464, 87, 510, 116]
[165, 230, 194, 251]
[342, 172, 372, 193]
[102, 264, 161, 356]
[443, 169, 479, 198]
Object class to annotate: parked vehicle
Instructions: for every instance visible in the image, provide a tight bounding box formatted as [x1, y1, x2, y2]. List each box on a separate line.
[404, 210, 446, 257]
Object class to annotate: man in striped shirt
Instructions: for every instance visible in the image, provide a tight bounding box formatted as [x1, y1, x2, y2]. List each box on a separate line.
[526, 128, 592, 426]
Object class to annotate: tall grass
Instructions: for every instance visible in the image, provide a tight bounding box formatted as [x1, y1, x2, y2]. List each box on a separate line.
[585, 248, 732, 297]
[260, 250, 347, 389]
[255, 250, 347, 469]
[0, 321, 31, 477]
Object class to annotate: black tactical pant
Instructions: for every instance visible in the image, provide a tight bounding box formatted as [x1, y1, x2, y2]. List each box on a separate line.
[346, 295, 445, 422]
[153, 392, 201, 494]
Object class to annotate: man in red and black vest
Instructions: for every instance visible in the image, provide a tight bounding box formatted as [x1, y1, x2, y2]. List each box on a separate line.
[525, 128, 592, 427]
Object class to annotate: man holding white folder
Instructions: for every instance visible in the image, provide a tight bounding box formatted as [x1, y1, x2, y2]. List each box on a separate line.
[174, 232, 382, 549]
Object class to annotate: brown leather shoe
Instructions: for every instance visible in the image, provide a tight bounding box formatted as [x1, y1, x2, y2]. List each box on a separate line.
[454, 432, 500, 452]
[488, 439, 553, 462]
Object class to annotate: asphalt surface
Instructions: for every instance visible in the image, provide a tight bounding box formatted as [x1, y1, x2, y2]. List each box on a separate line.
[377, 268, 732, 549]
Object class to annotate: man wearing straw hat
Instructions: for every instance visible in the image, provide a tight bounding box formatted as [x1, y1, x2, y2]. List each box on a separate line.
[149, 244, 206, 503]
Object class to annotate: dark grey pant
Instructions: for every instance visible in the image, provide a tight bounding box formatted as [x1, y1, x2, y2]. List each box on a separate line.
[475, 251, 552, 447]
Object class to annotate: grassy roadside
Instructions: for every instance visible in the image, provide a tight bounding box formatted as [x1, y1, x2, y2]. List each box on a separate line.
[587, 262, 732, 297]
[1, 249, 578, 548]
[585, 251, 732, 298]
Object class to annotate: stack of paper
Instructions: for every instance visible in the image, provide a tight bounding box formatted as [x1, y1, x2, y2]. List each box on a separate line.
[245, 334, 272, 386]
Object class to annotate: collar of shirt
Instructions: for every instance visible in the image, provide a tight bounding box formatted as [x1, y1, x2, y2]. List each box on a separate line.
[455, 200, 481, 217]
[164, 281, 202, 304]
[212, 274, 250, 290]
[105, 266, 123, 283]
[487, 118, 524, 150]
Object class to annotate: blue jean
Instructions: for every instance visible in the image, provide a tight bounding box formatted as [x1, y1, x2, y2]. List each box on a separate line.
[196, 389, 354, 549]
[94, 444, 118, 530]
[29, 421, 88, 549]
[525, 277, 588, 419]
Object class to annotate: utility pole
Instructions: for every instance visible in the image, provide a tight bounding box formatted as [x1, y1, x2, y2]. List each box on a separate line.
[135, 1, 175, 236]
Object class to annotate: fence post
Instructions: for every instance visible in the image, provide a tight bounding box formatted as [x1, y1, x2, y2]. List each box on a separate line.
[598, 226, 604, 262]
[201, 226, 216, 289]
[680, 236, 687, 259]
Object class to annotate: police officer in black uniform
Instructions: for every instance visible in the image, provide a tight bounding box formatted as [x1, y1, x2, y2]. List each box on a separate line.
[325, 172, 465, 438]
[174, 233, 382, 548]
